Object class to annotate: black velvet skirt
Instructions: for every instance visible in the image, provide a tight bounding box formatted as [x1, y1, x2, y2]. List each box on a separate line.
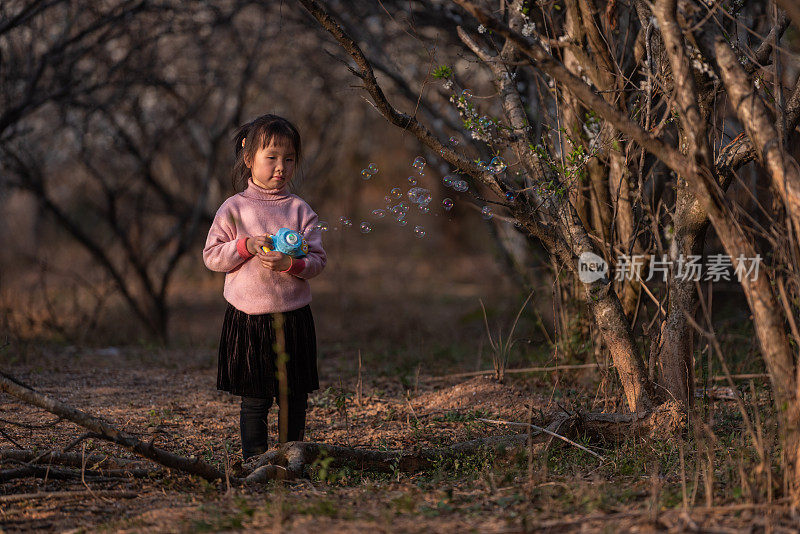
[217, 303, 319, 399]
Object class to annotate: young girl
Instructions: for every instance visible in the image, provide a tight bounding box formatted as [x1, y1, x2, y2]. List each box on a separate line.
[203, 114, 326, 460]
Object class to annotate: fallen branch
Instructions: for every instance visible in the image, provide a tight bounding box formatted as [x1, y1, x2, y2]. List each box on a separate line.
[0, 448, 152, 469]
[0, 372, 226, 483]
[0, 464, 157, 482]
[0, 490, 139, 504]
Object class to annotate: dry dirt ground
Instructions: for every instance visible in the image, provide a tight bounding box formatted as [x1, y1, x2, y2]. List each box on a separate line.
[1, 345, 798, 533]
[1, 238, 797, 532]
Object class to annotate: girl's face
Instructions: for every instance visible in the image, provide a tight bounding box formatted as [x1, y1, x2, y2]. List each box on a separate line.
[247, 137, 296, 190]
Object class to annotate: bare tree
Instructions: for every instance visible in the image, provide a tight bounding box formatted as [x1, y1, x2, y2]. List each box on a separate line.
[296, 0, 800, 493]
[0, 1, 366, 340]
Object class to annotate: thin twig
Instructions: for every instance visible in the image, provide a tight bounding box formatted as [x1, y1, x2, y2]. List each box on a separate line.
[422, 363, 601, 382]
[477, 417, 605, 461]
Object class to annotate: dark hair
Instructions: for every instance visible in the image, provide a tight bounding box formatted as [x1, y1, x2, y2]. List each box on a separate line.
[231, 114, 302, 191]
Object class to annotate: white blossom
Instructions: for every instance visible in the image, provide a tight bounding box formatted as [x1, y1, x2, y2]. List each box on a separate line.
[522, 22, 536, 37]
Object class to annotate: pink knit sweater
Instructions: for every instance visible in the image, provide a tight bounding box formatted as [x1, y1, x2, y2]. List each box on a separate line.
[203, 179, 327, 315]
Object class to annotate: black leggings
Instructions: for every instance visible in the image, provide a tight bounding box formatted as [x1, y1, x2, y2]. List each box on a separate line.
[240, 393, 308, 459]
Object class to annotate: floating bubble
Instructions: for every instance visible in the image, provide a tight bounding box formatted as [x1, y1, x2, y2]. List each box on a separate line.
[384, 195, 392, 205]
[442, 175, 454, 188]
[449, 136, 459, 146]
[399, 201, 410, 211]
[506, 191, 516, 202]
[414, 225, 426, 238]
[360, 221, 373, 234]
[391, 187, 403, 198]
[490, 156, 507, 173]
[367, 163, 379, 174]
[481, 206, 493, 220]
[407, 187, 431, 204]
[339, 216, 353, 227]
[419, 205, 430, 214]
[361, 169, 372, 180]
[442, 198, 454, 211]
[316, 221, 330, 231]
[390, 204, 402, 214]
[461, 89, 472, 99]
[412, 156, 426, 170]
[397, 219, 408, 226]
[407, 176, 418, 186]
[371, 209, 386, 218]
[454, 180, 469, 192]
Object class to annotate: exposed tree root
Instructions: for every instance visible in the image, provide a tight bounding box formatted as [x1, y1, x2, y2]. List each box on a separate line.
[243, 434, 532, 483]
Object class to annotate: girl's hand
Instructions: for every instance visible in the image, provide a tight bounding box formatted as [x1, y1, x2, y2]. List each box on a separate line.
[247, 235, 269, 256]
[257, 249, 292, 272]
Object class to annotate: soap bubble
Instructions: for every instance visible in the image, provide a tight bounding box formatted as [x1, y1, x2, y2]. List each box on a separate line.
[449, 136, 459, 145]
[360, 221, 373, 233]
[371, 209, 386, 218]
[412, 156, 426, 170]
[316, 221, 329, 231]
[480, 206, 493, 220]
[396, 212, 407, 226]
[490, 156, 507, 173]
[361, 169, 372, 180]
[506, 191, 516, 202]
[442, 175, 454, 188]
[442, 198, 454, 211]
[461, 89, 472, 99]
[390, 204, 402, 214]
[419, 205, 430, 213]
[414, 225, 426, 238]
[399, 201, 409, 211]
[454, 180, 469, 192]
[391, 187, 402, 198]
[384, 195, 392, 205]
[407, 187, 431, 204]
[407, 176, 417, 186]
[339, 216, 353, 227]
[367, 163, 378, 174]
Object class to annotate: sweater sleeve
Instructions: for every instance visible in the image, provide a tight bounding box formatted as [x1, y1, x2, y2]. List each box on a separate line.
[293, 210, 327, 280]
[203, 203, 251, 273]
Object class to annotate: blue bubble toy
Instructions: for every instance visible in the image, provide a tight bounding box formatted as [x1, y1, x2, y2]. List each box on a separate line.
[261, 228, 309, 258]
